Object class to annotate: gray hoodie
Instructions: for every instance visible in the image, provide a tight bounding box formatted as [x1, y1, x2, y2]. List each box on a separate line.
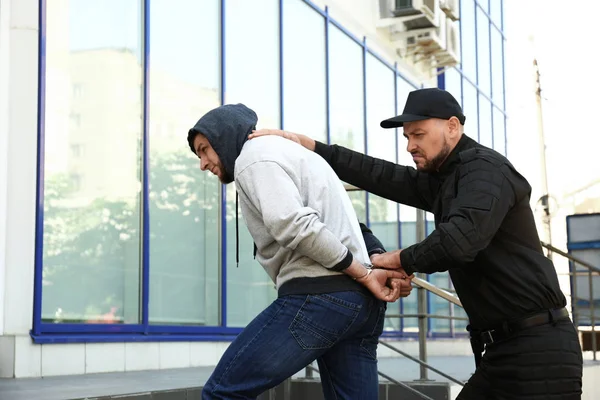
[188, 104, 370, 296]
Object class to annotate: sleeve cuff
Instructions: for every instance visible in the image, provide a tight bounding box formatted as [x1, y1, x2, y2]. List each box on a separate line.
[330, 248, 353, 271]
[314, 141, 333, 160]
[400, 249, 417, 275]
[368, 248, 385, 257]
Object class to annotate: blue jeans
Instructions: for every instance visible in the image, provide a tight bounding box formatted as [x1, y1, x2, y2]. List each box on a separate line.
[202, 290, 387, 399]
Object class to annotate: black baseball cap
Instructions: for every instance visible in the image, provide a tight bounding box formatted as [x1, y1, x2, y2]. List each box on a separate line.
[380, 88, 466, 129]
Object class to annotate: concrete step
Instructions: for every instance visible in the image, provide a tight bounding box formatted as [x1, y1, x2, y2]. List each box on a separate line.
[67, 379, 452, 400]
[0, 357, 471, 400]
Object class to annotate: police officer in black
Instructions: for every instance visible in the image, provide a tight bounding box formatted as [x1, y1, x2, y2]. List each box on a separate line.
[250, 88, 583, 399]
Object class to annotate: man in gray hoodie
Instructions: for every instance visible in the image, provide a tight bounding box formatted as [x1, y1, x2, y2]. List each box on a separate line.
[187, 104, 411, 400]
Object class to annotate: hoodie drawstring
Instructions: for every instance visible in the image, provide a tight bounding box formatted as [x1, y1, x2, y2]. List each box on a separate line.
[235, 191, 239, 268]
[235, 191, 258, 268]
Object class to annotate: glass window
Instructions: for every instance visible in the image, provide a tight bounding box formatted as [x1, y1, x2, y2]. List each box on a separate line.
[477, 0, 489, 14]
[453, 287, 469, 333]
[460, 0, 477, 81]
[430, 273, 451, 333]
[225, 1, 280, 128]
[444, 68, 462, 106]
[329, 25, 364, 152]
[329, 25, 366, 220]
[148, 0, 220, 326]
[494, 107, 506, 155]
[401, 288, 418, 334]
[454, 308, 469, 332]
[224, 0, 279, 327]
[396, 77, 420, 334]
[366, 55, 398, 331]
[366, 55, 395, 163]
[42, 0, 142, 324]
[476, 8, 491, 96]
[478, 95, 492, 148]
[490, 0, 503, 29]
[491, 27, 505, 106]
[396, 77, 418, 249]
[462, 81, 479, 142]
[366, 55, 397, 248]
[283, 0, 327, 143]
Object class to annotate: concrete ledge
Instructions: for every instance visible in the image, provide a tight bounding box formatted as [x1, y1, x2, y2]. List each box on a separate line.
[73, 380, 451, 400]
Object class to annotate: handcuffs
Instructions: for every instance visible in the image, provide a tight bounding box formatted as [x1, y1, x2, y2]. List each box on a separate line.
[353, 262, 374, 281]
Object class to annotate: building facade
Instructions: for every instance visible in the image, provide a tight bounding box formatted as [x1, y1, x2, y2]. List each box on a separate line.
[0, 0, 506, 377]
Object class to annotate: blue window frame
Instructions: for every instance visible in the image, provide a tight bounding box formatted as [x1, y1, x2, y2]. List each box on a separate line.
[33, 0, 505, 343]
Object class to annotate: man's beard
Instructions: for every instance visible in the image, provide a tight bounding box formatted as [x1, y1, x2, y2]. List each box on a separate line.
[418, 140, 452, 172]
[220, 171, 234, 184]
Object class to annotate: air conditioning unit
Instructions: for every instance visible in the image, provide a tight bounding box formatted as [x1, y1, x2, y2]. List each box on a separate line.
[391, 14, 460, 69]
[392, 26, 446, 58]
[434, 17, 460, 67]
[389, 0, 440, 29]
[439, 0, 459, 21]
[392, 0, 436, 18]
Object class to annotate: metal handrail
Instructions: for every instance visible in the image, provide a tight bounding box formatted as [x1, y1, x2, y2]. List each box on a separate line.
[541, 241, 600, 274]
[412, 277, 462, 307]
[385, 313, 469, 321]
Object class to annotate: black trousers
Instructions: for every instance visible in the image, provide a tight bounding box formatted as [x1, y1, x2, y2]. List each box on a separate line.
[457, 319, 583, 400]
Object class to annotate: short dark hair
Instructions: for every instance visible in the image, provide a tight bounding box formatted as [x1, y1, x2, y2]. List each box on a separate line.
[187, 128, 199, 155]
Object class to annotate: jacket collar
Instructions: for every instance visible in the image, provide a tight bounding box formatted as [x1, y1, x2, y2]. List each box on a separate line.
[434, 134, 478, 179]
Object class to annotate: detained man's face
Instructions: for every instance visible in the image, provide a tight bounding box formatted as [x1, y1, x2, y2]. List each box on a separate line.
[192, 133, 231, 183]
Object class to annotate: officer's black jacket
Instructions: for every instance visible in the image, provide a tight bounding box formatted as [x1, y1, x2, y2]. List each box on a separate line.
[314, 134, 566, 329]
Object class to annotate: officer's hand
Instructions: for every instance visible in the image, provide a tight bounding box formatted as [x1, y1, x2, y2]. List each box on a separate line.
[388, 276, 414, 298]
[370, 250, 402, 270]
[356, 268, 405, 302]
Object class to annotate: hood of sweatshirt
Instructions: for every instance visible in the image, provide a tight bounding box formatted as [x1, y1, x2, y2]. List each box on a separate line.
[187, 103, 258, 183]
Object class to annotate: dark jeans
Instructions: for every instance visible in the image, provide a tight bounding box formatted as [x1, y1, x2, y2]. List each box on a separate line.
[202, 290, 386, 399]
[457, 319, 583, 400]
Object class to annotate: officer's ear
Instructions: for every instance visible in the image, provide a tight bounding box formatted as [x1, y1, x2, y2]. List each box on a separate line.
[447, 116, 461, 138]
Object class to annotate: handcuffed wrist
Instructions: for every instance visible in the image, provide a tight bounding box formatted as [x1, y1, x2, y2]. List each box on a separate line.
[353, 263, 373, 281]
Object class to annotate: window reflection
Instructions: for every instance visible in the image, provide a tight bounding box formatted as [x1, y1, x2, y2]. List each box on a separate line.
[148, 0, 220, 326]
[444, 68, 462, 106]
[460, 0, 477, 81]
[493, 108, 506, 155]
[477, 8, 491, 95]
[366, 55, 399, 331]
[430, 273, 451, 333]
[283, 0, 327, 142]
[491, 28, 505, 106]
[329, 26, 365, 152]
[42, 0, 142, 324]
[224, 0, 279, 327]
[366, 55, 398, 252]
[490, 0, 503, 29]
[479, 95, 492, 147]
[462, 82, 479, 142]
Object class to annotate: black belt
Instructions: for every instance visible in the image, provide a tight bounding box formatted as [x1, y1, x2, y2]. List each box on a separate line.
[467, 307, 569, 367]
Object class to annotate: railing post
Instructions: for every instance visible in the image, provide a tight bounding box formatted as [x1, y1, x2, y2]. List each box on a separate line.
[589, 270, 596, 361]
[416, 209, 430, 381]
[304, 361, 314, 379]
[283, 377, 291, 400]
[572, 262, 579, 328]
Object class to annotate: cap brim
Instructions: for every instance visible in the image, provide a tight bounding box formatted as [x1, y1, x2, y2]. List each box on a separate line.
[380, 114, 430, 129]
